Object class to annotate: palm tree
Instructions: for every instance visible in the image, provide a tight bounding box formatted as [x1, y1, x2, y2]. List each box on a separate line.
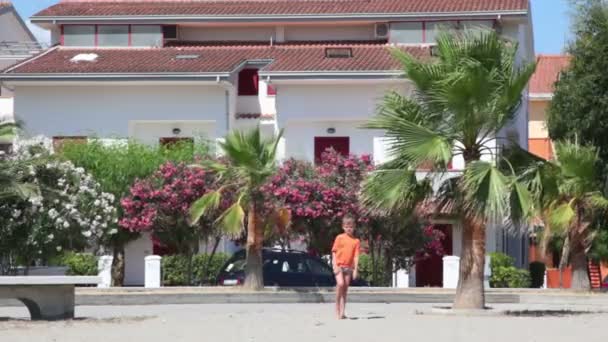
[190, 127, 282, 290]
[515, 141, 608, 290]
[363, 30, 536, 309]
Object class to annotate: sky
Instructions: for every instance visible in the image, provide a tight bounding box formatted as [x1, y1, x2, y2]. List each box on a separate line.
[10, 0, 573, 54]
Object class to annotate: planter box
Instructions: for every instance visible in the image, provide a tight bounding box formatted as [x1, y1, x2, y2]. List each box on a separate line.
[546, 267, 572, 289]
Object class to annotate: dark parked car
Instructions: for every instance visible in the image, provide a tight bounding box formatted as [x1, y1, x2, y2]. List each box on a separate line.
[217, 248, 368, 287]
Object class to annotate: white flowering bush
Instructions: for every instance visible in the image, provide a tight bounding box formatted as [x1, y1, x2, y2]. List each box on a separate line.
[0, 138, 118, 274]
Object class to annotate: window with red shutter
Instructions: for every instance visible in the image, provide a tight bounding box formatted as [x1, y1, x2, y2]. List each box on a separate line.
[314, 137, 350, 163]
[238, 69, 259, 96]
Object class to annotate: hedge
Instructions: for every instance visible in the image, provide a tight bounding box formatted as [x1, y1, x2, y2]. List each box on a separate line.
[162, 253, 230, 286]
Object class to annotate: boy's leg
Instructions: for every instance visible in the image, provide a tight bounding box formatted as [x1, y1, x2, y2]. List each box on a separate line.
[335, 271, 344, 319]
[341, 272, 352, 318]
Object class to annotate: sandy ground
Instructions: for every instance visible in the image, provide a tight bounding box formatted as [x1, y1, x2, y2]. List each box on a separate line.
[1, 302, 607, 342]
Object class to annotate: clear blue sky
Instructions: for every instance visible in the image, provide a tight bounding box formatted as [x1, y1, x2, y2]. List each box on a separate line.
[11, 0, 572, 54]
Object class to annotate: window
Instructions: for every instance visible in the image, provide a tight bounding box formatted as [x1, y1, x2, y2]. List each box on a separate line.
[238, 69, 259, 96]
[325, 47, 353, 58]
[52, 136, 87, 153]
[267, 84, 277, 96]
[460, 20, 494, 32]
[314, 137, 350, 163]
[98, 25, 129, 47]
[63, 25, 95, 46]
[159, 137, 194, 149]
[131, 25, 163, 47]
[390, 22, 424, 44]
[62, 24, 163, 47]
[425, 21, 459, 43]
[163, 25, 178, 40]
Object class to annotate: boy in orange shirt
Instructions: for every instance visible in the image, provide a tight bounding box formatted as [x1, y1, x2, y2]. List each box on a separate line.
[331, 214, 360, 320]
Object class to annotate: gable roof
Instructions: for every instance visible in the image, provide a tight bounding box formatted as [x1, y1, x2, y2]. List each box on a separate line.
[0, 1, 37, 44]
[33, 0, 529, 20]
[1, 42, 429, 80]
[0, 2, 13, 10]
[529, 54, 571, 95]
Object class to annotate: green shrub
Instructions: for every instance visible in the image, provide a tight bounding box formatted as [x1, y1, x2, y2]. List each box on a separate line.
[192, 253, 230, 285]
[52, 252, 98, 276]
[529, 261, 546, 288]
[489, 252, 532, 288]
[162, 253, 230, 286]
[358, 253, 388, 286]
[161, 255, 190, 286]
[490, 252, 514, 270]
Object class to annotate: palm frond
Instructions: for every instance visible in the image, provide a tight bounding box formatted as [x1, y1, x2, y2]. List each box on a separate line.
[461, 161, 510, 221]
[360, 168, 429, 215]
[216, 201, 246, 238]
[547, 202, 576, 235]
[189, 191, 222, 225]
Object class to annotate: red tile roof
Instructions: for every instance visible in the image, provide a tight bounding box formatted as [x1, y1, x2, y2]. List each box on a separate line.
[3, 43, 429, 75]
[35, 0, 529, 18]
[529, 54, 571, 94]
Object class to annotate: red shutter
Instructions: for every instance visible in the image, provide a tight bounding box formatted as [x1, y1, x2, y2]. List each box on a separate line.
[238, 68, 259, 96]
[267, 84, 277, 96]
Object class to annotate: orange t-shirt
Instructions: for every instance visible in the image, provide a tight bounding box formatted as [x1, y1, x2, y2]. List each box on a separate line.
[331, 233, 360, 268]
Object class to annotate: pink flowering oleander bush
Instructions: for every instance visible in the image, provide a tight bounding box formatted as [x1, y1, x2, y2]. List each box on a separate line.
[263, 148, 446, 285]
[262, 149, 373, 254]
[120, 160, 232, 255]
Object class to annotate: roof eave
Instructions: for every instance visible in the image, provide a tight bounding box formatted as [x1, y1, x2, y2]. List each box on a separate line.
[0, 73, 231, 82]
[30, 10, 529, 24]
[261, 71, 405, 81]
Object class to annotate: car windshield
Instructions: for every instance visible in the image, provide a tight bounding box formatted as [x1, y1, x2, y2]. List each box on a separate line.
[305, 257, 333, 276]
[223, 258, 247, 273]
[264, 253, 309, 274]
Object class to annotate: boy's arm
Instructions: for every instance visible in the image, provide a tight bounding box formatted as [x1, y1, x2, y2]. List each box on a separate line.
[353, 241, 360, 279]
[332, 251, 339, 274]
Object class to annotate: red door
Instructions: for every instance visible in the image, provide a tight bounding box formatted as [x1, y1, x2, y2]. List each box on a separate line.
[416, 225, 453, 287]
[314, 137, 349, 163]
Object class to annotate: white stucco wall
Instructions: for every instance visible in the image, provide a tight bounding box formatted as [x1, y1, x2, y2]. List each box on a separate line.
[0, 97, 13, 118]
[13, 84, 228, 139]
[276, 83, 408, 122]
[275, 83, 405, 161]
[124, 233, 153, 286]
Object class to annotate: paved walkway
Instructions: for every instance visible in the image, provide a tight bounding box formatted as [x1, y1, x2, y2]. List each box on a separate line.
[1, 303, 608, 342]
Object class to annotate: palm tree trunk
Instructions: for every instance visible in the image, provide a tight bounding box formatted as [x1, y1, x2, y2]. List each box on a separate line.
[558, 235, 570, 289]
[453, 216, 486, 310]
[570, 244, 590, 290]
[244, 203, 264, 290]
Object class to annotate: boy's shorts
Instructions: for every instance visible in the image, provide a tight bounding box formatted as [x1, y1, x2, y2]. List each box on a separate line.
[336, 267, 353, 276]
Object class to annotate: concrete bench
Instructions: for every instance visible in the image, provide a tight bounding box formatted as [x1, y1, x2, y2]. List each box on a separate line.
[0, 276, 100, 320]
